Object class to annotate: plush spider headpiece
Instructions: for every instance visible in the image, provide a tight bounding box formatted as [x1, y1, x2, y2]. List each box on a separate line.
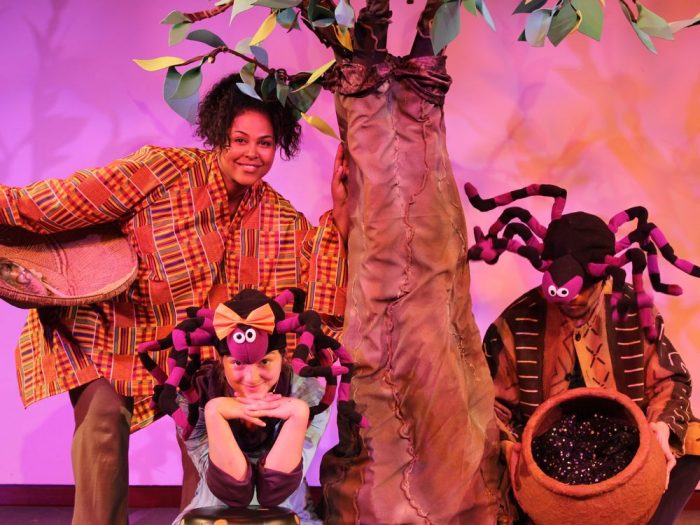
[213, 289, 287, 362]
[540, 212, 615, 302]
[465, 182, 700, 340]
[136, 287, 369, 438]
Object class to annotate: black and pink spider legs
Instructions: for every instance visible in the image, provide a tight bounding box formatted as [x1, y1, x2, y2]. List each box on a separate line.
[137, 316, 214, 438]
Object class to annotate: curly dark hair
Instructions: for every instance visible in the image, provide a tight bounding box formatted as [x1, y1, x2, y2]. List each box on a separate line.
[196, 73, 302, 160]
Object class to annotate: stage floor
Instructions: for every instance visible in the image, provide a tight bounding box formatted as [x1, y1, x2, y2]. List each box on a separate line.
[0, 507, 698, 525]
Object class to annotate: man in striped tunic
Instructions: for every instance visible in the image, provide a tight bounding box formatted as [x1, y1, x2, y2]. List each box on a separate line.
[0, 74, 348, 524]
[483, 235, 699, 524]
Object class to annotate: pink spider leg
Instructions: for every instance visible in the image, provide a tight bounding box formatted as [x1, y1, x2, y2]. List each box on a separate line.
[637, 241, 683, 295]
[333, 342, 369, 428]
[277, 311, 348, 378]
[488, 207, 548, 239]
[590, 248, 656, 340]
[608, 206, 649, 234]
[468, 225, 544, 270]
[503, 223, 545, 252]
[464, 182, 567, 220]
[307, 348, 339, 421]
[587, 262, 631, 319]
[641, 223, 700, 279]
[274, 287, 306, 313]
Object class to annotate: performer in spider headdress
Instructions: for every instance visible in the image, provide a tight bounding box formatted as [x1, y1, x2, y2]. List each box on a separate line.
[138, 287, 365, 523]
[465, 182, 700, 524]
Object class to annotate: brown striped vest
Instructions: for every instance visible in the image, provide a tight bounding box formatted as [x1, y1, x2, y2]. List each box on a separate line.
[502, 286, 647, 421]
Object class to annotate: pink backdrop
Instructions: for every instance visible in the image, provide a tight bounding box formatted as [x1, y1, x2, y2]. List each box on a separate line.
[0, 0, 698, 486]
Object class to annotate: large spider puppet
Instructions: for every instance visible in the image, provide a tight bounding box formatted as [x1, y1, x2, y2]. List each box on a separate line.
[464, 182, 700, 341]
[137, 288, 367, 439]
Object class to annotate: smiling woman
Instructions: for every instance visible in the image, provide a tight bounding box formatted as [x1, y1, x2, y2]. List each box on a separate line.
[0, 67, 349, 524]
[217, 111, 277, 205]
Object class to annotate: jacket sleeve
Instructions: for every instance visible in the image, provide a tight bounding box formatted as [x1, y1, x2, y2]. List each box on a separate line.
[643, 315, 693, 452]
[484, 318, 524, 440]
[298, 209, 347, 335]
[0, 146, 171, 233]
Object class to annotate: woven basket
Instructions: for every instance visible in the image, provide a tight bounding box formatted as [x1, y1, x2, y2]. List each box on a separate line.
[0, 223, 138, 308]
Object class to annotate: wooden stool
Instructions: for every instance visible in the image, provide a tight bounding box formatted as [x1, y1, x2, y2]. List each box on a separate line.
[179, 505, 299, 525]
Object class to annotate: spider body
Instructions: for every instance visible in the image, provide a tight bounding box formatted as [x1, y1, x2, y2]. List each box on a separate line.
[465, 183, 700, 341]
[137, 288, 367, 438]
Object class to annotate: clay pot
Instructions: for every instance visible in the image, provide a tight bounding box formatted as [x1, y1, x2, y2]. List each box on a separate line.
[513, 387, 666, 525]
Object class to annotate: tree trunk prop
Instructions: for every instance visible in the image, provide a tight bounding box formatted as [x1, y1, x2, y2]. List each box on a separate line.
[320, 4, 499, 523]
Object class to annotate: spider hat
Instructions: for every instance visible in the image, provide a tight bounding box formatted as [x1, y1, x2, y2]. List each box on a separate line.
[465, 182, 700, 340]
[213, 289, 287, 363]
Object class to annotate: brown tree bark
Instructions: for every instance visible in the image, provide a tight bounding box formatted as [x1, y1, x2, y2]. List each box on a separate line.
[320, 53, 500, 524]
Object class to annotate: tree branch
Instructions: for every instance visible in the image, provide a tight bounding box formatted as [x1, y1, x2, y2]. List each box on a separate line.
[184, 4, 232, 23]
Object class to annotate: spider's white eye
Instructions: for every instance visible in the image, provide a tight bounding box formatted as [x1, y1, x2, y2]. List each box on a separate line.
[245, 328, 257, 343]
[557, 288, 570, 298]
[548, 285, 558, 297]
[233, 332, 245, 344]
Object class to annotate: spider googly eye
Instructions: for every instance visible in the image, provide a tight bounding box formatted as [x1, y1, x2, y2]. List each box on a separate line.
[557, 288, 570, 298]
[548, 285, 558, 297]
[245, 328, 257, 343]
[232, 332, 245, 344]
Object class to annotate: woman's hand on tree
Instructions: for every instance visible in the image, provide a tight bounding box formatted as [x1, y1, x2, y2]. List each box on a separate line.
[331, 142, 350, 243]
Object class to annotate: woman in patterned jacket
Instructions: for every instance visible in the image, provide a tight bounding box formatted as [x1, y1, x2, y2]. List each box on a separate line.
[0, 73, 348, 525]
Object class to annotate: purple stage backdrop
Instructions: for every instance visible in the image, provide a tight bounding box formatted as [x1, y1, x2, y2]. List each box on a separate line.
[0, 0, 698, 486]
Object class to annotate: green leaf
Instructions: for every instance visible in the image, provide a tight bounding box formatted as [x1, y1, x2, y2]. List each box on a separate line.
[637, 4, 673, 40]
[250, 45, 269, 67]
[573, 0, 603, 41]
[463, 0, 477, 16]
[517, 28, 527, 41]
[620, 3, 657, 53]
[335, 0, 355, 28]
[186, 29, 227, 48]
[294, 58, 336, 91]
[173, 66, 203, 99]
[277, 82, 290, 107]
[431, 1, 461, 54]
[312, 18, 336, 27]
[525, 9, 552, 46]
[301, 112, 340, 141]
[253, 0, 301, 8]
[308, 0, 334, 21]
[288, 82, 322, 114]
[163, 67, 199, 123]
[250, 12, 277, 46]
[235, 37, 252, 55]
[236, 82, 263, 100]
[261, 74, 277, 99]
[161, 10, 189, 24]
[669, 15, 700, 33]
[240, 63, 257, 88]
[476, 0, 496, 31]
[548, 0, 580, 46]
[169, 22, 192, 46]
[513, 0, 547, 15]
[632, 22, 657, 53]
[277, 8, 298, 29]
[230, 0, 256, 24]
[133, 56, 186, 71]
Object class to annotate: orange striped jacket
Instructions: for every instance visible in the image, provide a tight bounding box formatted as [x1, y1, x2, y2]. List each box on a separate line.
[0, 146, 346, 429]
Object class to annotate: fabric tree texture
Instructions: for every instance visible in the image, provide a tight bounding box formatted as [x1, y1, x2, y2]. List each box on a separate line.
[319, 52, 499, 523]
